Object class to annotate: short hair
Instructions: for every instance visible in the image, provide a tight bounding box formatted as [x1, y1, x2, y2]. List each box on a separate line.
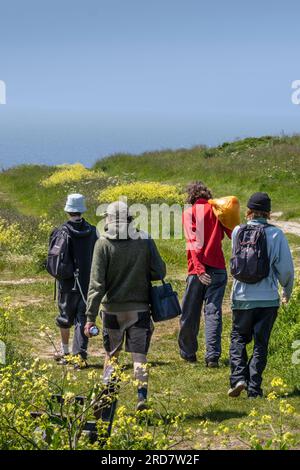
[186, 181, 213, 205]
[246, 209, 270, 220]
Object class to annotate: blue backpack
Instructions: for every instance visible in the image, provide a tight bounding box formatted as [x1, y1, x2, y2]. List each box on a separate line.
[230, 224, 270, 284]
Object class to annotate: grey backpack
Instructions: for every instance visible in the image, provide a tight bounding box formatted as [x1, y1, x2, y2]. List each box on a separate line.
[230, 224, 270, 284]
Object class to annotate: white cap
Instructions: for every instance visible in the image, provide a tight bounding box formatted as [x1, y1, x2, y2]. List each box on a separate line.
[64, 193, 87, 213]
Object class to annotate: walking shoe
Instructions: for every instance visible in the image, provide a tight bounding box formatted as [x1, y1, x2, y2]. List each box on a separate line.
[180, 351, 197, 363]
[136, 399, 148, 412]
[206, 360, 219, 368]
[248, 393, 263, 399]
[228, 380, 247, 398]
[54, 352, 70, 365]
[72, 355, 88, 370]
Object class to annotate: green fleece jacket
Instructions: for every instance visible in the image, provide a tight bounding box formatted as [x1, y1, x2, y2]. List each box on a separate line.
[85, 223, 166, 322]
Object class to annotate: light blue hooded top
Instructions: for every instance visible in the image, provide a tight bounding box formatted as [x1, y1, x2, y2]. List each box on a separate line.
[231, 219, 294, 310]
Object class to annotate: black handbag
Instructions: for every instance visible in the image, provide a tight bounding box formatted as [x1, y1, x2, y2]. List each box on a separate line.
[150, 280, 182, 322]
[147, 239, 182, 322]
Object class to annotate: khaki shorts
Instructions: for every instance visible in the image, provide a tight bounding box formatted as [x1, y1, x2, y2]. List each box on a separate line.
[101, 310, 154, 356]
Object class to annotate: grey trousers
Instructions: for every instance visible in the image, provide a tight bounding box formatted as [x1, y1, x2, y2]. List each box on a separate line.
[178, 269, 227, 362]
[56, 291, 89, 359]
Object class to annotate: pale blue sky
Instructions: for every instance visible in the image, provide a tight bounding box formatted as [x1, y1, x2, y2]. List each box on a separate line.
[0, 0, 300, 167]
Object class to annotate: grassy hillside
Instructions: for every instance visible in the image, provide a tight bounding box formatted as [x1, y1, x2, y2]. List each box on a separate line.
[95, 135, 300, 219]
[1, 135, 300, 223]
[0, 135, 300, 450]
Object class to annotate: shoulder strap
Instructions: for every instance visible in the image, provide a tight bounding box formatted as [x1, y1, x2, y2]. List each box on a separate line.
[147, 237, 164, 284]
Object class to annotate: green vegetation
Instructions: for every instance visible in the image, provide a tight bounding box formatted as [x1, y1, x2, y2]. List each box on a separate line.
[95, 134, 300, 219]
[0, 135, 299, 449]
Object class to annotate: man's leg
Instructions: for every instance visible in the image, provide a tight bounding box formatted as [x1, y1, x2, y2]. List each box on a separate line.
[178, 275, 205, 360]
[124, 311, 153, 410]
[73, 298, 89, 361]
[60, 328, 70, 354]
[248, 307, 278, 397]
[93, 351, 120, 437]
[203, 269, 227, 364]
[229, 309, 253, 389]
[103, 351, 121, 383]
[55, 291, 76, 362]
[132, 352, 148, 408]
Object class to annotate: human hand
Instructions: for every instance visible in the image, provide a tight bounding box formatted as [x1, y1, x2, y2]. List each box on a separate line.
[84, 322, 96, 338]
[198, 273, 212, 286]
[281, 294, 289, 305]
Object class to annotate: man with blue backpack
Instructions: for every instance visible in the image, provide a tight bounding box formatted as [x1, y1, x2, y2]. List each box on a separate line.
[228, 192, 294, 398]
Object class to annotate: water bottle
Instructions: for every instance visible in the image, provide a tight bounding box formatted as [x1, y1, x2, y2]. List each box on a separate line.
[89, 325, 99, 337]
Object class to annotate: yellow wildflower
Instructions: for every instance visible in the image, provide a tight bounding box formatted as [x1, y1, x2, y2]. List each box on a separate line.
[98, 181, 184, 205]
[41, 163, 105, 187]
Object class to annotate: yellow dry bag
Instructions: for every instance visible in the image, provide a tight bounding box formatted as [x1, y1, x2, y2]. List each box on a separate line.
[208, 196, 241, 231]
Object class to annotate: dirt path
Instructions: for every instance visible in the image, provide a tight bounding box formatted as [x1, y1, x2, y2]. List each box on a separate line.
[0, 277, 48, 285]
[273, 220, 300, 237]
[271, 212, 300, 237]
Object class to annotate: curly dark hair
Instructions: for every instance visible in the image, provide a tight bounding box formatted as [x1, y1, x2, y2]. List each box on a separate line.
[186, 181, 213, 205]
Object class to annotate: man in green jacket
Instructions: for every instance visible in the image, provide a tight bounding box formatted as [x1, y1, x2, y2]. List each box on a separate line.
[84, 201, 166, 410]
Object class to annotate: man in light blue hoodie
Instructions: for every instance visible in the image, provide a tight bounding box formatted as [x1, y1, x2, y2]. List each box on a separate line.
[228, 192, 294, 398]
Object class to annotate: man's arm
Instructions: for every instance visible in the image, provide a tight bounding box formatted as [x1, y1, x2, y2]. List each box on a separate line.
[274, 233, 294, 301]
[183, 207, 206, 275]
[85, 239, 107, 323]
[224, 226, 233, 239]
[149, 239, 166, 281]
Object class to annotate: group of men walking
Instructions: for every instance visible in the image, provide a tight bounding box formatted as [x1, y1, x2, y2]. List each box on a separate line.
[47, 183, 294, 410]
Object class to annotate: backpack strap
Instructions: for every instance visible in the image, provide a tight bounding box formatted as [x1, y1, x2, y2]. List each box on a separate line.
[147, 237, 165, 285]
[233, 224, 247, 253]
[62, 224, 87, 304]
[60, 224, 80, 271]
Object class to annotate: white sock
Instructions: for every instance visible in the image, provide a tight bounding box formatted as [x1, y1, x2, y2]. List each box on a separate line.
[61, 343, 69, 355]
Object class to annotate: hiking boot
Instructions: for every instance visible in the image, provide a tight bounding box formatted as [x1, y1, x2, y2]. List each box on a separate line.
[228, 380, 247, 398]
[180, 351, 197, 363]
[136, 399, 148, 412]
[54, 352, 70, 365]
[206, 360, 219, 368]
[248, 393, 263, 399]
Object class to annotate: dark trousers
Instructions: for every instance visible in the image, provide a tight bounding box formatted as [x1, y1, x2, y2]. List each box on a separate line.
[230, 307, 278, 396]
[56, 291, 89, 360]
[178, 269, 227, 362]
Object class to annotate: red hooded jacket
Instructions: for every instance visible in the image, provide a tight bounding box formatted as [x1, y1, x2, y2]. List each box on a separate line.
[183, 198, 232, 275]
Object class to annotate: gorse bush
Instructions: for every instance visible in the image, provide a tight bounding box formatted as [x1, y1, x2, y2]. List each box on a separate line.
[40, 163, 105, 188]
[0, 217, 24, 253]
[98, 181, 184, 205]
[0, 215, 54, 273]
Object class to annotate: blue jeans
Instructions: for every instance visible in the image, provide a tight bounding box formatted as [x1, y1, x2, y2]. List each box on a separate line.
[178, 268, 227, 362]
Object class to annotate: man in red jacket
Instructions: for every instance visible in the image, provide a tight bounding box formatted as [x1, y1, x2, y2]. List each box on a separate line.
[179, 182, 232, 366]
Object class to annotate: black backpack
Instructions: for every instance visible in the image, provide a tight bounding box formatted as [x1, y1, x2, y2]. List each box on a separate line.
[230, 224, 270, 284]
[46, 226, 75, 280]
